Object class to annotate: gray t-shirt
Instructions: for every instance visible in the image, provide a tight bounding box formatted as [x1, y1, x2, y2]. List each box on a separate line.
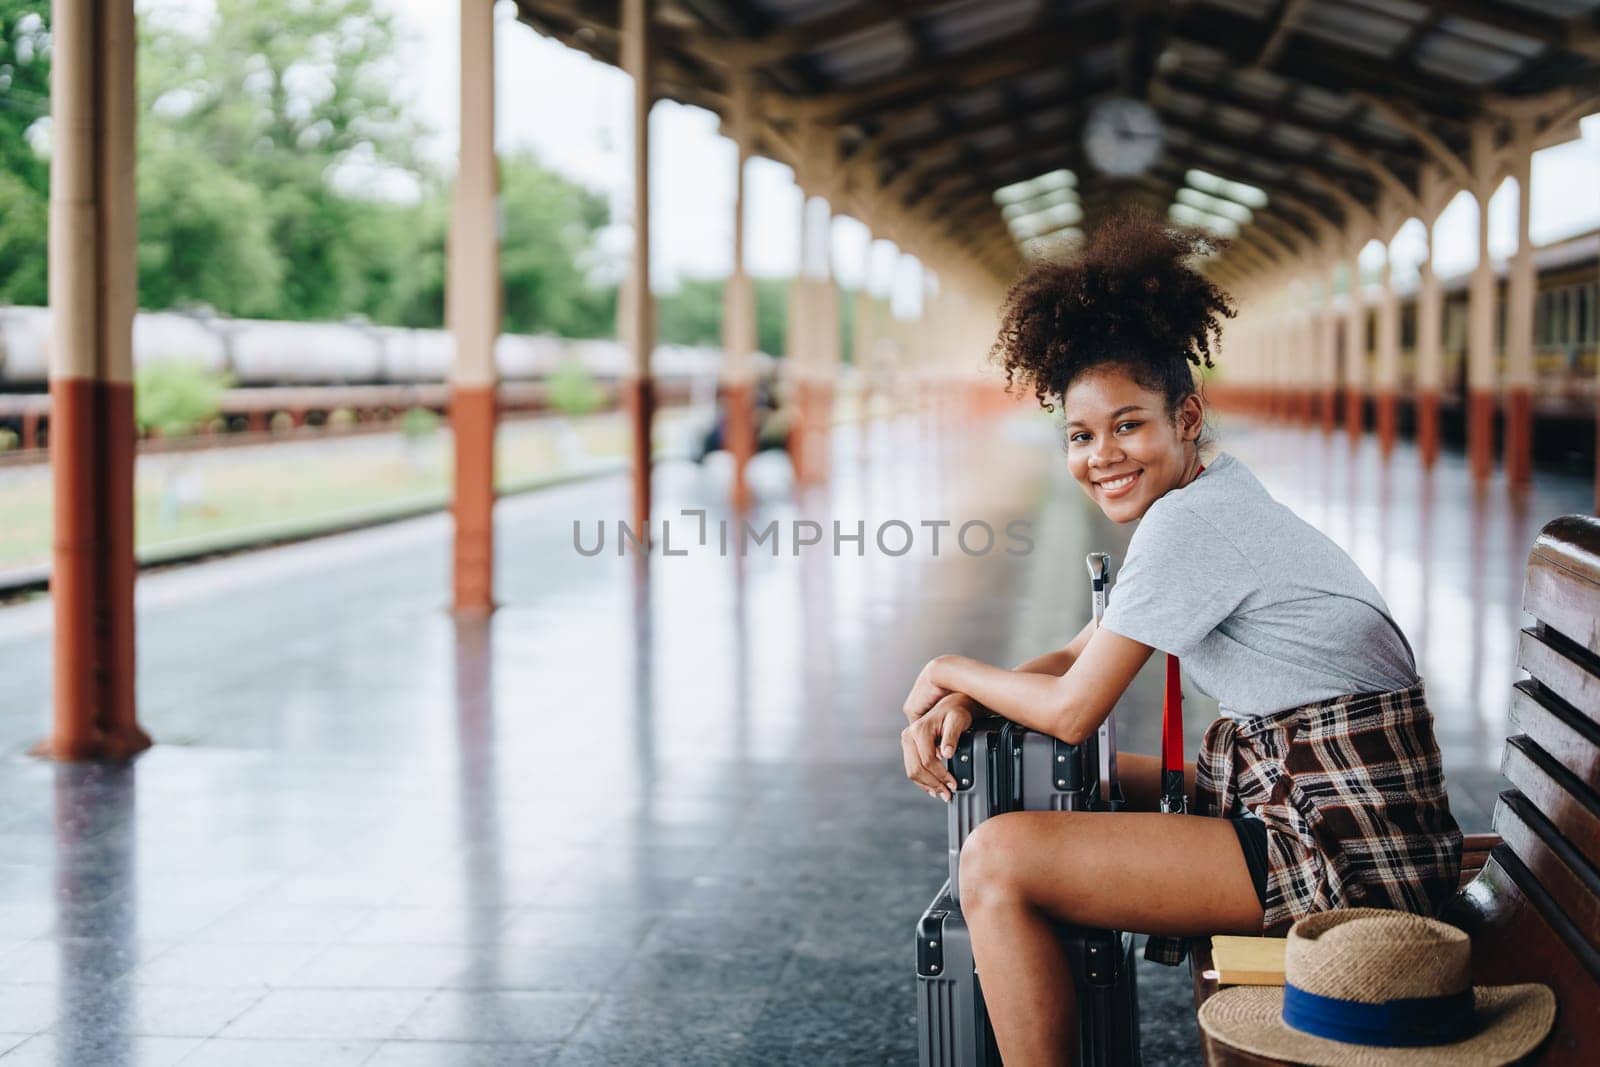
[1099, 452, 1418, 720]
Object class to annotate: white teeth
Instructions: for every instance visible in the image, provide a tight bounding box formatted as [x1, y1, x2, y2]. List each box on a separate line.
[1100, 473, 1138, 491]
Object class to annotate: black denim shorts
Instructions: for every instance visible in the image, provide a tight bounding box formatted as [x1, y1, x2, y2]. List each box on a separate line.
[1230, 815, 1270, 909]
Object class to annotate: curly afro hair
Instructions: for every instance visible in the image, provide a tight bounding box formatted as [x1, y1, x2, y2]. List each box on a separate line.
[990, 210, 1235, 423]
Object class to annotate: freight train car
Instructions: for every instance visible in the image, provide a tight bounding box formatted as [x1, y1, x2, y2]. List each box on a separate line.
[0, 308, 775, 452]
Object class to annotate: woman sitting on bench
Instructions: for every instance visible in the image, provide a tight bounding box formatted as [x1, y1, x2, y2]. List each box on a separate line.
[898, 211, 1464, 1066]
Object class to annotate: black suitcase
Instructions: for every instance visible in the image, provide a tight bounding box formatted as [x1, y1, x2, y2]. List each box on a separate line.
[916, 882, 1000, 1067]
[915, 880, 1141, 1066]
[947, 717, 1098, 903]
[922, 550, 1141, 1065]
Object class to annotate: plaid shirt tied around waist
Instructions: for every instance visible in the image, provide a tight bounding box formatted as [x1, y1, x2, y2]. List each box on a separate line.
[1145, 682, 1463, 967]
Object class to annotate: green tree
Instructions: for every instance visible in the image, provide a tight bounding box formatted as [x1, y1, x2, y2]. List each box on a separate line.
[141, 0, 422, 181]
[839, 284, 857, 364]
[652, 275, 793, 355]
[0, 1, 50, 304]
[0, 169, 45, 304]
[0, 2, 48, 193]
[547, 359, 604, 415]
[339, 154, 617, 336]
[136, 134, 283, 315]
[754, 277, 790, 357]
[139, 0, 424, 321]
[346, 186, 448, 327]
[656, 277, 723, 346]
[499, 151, 614, 337]
[135, 361, 227, 437]
[4, 0, 620, 341]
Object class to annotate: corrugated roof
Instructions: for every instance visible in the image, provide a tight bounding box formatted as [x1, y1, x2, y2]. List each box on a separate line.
[512, 0, 1600, 278]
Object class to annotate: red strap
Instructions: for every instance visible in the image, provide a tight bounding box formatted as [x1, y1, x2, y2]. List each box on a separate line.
[1162, 655, 1183, 774]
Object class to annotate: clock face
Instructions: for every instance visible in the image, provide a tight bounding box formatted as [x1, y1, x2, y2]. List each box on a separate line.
[1084, 98, 1164, 178]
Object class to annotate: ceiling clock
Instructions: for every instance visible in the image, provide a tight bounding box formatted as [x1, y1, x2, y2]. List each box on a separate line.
[1083, 97, 1164, 178]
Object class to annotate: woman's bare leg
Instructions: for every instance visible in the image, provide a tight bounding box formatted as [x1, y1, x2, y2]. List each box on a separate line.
[959, 811, 1262, 1066]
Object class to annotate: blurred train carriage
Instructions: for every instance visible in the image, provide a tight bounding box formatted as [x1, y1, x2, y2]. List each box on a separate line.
[0, 305, 775, 452]
[1422, 229, 1600, 410]
[1395, 228, 1599, 467]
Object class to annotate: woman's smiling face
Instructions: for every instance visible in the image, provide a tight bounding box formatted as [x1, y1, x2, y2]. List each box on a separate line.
[1062, 365, 1203, 523]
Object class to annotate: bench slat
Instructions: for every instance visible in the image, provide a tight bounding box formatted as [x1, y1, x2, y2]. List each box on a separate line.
[1452, 851, 1600, 1062]
[1524, 516, 1600, 657]
[1462, 832, 1500, 885]
[1511, 681, 1600, 791]
[1447, 848, 1600, 1062]
[1501, 735, 1600, 874]
[1519, 629, 1600, 727]
[1492, 788, 1600, 957]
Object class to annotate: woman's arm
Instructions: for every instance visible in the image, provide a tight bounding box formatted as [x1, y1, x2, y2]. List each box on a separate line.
[904, 618, 1097, 724]
[913, 624, 1156, 746]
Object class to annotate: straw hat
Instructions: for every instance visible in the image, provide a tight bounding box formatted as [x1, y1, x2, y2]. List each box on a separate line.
[1198, 909, 1554, 1066]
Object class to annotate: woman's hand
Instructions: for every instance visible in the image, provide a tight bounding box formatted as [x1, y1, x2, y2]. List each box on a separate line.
[901, 693, 974, 801]
[901, 656, 952, 724]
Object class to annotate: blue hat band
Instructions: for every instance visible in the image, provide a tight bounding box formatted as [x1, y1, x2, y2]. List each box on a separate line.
[1282, 983, 1478, 1047]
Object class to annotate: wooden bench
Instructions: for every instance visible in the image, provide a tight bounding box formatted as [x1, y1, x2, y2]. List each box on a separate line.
[1192, 514, 1600, 1065]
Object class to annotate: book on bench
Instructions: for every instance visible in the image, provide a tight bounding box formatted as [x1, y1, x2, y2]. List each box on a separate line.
[1202, 936, 1287, 986]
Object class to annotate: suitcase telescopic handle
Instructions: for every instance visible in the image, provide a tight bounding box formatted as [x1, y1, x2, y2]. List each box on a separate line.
[1085, 553, 1121, 807]
[1086, 552, 1109, 618]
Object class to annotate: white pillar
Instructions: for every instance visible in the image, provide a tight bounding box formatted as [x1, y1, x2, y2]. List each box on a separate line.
[721, 68, 756, 510]
[1504, 116, 1537, 486]
[1466, 120, 1498, 481]
[621, 0, 654, 529]
[1343, 248, 1366, 440]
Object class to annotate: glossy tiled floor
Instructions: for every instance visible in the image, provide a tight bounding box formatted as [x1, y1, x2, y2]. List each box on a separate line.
[0, 407, 1591, 1065]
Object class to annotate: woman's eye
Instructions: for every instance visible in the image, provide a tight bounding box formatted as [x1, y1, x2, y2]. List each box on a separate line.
[1116, 421, 1140, 433]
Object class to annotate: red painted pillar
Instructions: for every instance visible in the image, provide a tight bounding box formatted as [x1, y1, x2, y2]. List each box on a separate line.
[1504, 387, 1533, 488]
[450, 386, 496, 616]
[808, 380, 834, 483]
[787, 380, 807, 485]
[1417, 391, 1441, 470]
[1468, 390, 1495, 483]
[789, 379, 831, 487]
[45, 379, 148, 760]
[624, 376, 654, 536]
[1376, 390, 1397, 457]
[1345, 388, 1364, 444]
[724, 380, 756, 512]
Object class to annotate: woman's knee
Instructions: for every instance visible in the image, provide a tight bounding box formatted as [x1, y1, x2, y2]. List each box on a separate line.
[959, 812, 1042, 912]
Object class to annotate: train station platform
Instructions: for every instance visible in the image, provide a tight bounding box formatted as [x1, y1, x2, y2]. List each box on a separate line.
[0, 410, 1591, 1065]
